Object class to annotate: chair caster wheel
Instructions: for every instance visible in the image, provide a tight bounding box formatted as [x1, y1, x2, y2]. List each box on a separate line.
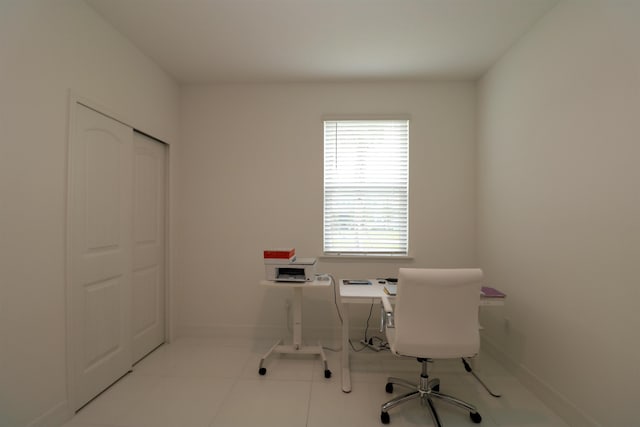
[381, 411, 390, 424]
[432, 384, 440, 392]
[385, 383, 393, 393]
[470, 411, 482, 423]
[258, 367, 266, 375]
[324, 369, 332, 378]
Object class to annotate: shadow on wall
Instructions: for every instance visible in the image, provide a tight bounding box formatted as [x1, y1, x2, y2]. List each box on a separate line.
[479, 308, 527, 373]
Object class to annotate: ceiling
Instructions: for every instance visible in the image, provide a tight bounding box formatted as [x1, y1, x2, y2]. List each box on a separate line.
[86, 0, 559, 84]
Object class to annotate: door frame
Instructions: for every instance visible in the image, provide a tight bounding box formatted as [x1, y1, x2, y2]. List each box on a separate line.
[65, 91, 172, 413]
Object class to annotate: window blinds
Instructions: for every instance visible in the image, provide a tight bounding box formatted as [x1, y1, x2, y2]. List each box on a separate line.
[323, 119, 409, 255]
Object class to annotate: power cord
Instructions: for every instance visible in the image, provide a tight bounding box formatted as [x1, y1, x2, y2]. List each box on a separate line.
[360, 303, 388, 351]
[315, 273, 344, 326]
[314, 273, 389, 353]
[317, 273, 343, 353]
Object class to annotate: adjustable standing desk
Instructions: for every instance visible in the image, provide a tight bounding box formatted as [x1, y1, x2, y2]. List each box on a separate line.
[339, 279, 504, 393]
[259, 279, 332, 378]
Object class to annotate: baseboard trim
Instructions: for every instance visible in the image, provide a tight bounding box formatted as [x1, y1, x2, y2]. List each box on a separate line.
[481, 337, 601, 427]
[27, 400, 70, 427]
[176, 323, 281, 339]
[175, 323, 341, 346]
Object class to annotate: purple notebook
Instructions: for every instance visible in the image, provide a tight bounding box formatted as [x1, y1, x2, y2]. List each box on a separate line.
[481, 286, 506, 298]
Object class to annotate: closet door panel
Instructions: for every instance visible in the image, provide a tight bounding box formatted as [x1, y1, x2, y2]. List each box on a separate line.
[132, 132, 166, 363]
[69, 103, 133, 411]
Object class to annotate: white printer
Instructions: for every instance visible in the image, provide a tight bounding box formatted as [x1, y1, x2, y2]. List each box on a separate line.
[265, 257, 317, 282]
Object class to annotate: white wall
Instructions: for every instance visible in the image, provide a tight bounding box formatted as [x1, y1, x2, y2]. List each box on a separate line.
[177, 82, 477, 340]
[0, 1, 179, 426]
[477, 1, 640, 425]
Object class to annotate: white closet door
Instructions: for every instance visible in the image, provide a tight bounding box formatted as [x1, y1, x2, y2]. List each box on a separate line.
[69, 103, 133, 411]
[132, 132, 166, 363]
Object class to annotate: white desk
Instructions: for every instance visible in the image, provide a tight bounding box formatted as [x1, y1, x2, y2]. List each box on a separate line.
[339, 279, 505, 393]
[259, 279, 332, 378]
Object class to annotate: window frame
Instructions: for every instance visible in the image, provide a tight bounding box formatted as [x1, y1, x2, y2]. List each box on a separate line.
[322, 117, 410, 258]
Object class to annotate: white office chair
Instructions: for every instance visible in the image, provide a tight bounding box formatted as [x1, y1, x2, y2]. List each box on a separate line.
[380, 268, 483, 426]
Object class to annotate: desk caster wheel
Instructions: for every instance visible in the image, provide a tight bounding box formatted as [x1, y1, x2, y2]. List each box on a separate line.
[324, 369, 332, 378]
[470, 411, 482, 423]
[381, 411, 390, 424]
[258, 367, 266, 375]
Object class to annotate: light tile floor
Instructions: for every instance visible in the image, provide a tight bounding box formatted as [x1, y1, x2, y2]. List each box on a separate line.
[63, 337, 569, 427]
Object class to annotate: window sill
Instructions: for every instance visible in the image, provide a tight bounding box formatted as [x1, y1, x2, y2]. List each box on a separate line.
[320, 254, 414, 261]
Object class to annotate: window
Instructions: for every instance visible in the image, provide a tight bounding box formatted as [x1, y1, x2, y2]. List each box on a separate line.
[323, 119, 409, 256]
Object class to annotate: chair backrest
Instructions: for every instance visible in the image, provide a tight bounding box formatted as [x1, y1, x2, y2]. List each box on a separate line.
[393, 268, 483, 359]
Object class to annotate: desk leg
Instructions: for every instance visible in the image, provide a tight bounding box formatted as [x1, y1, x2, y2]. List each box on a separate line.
[341, 302, 352, 393]
[259, 286, 331, 379]
[292, 287, 302, 350]
[462, 357, 501, 398]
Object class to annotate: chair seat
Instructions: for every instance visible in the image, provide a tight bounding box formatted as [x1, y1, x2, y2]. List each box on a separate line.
[386, 327, 480, 359]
